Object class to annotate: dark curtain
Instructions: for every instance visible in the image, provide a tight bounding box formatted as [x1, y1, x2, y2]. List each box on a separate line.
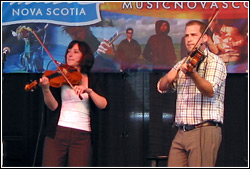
[2, 73, 248, 167]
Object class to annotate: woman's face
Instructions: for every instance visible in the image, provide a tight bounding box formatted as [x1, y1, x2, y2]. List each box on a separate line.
[66, 43, 83, 67]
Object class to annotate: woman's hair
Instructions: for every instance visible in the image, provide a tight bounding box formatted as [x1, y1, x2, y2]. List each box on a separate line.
[64, 40, 94, 74]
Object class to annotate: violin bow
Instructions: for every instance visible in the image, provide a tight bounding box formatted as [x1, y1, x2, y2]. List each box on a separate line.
[21, 26, 75, 90]
[193, 9, 220, 52]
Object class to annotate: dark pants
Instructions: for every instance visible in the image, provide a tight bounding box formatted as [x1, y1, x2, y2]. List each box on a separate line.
[43, 126, 92, 167]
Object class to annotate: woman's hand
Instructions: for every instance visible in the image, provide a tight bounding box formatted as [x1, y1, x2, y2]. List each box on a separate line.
[73, 85, 87, 95]
[39, 76, 50, 90]
[73, 85, 93, 95]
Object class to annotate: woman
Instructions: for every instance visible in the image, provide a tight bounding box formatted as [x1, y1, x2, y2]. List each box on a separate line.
[39, 40, 108, 166]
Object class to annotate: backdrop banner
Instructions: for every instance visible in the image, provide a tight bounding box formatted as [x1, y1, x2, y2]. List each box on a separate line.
[2, 2, 248, 73]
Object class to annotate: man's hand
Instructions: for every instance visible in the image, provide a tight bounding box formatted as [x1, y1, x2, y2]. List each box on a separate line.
[97, 40, 115, 56]
[180, 63, 196, 76]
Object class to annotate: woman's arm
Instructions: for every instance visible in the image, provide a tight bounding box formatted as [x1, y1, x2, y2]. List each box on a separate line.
[39, 76, 58, 111]
[85, 88, 107, 109]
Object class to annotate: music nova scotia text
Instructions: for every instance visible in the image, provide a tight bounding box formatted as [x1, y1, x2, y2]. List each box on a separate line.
[122, 2, 248, 9]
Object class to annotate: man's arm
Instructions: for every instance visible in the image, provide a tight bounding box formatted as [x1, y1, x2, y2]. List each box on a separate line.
[181, 63, 214, 97]
[158, 68, 178, 92]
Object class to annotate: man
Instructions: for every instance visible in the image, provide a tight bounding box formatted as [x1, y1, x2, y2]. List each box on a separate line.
[157, 20, 227, 167]
[115, 28, 141, 71]
[143, 20, 176, 70]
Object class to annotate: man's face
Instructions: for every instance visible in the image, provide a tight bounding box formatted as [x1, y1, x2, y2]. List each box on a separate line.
[160, 22, 168, 32]
[185, 25, 207, 52]
[126, 30, 133, 38]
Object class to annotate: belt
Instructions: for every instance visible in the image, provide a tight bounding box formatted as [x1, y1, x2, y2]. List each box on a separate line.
[178, 121, 222, 132]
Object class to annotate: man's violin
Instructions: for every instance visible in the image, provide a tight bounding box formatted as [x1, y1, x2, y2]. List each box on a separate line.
[185, 44, 206, 72]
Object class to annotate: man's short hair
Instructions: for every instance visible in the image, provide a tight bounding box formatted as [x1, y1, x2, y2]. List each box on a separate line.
[186, 20, 206, 34]
[126, 28, 133, 33]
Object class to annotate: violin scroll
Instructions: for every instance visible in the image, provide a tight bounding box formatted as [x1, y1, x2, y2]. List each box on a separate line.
[25, 80, 38, 92]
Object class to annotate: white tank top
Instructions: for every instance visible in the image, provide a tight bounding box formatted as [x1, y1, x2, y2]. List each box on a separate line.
[58, 85, 91, 132]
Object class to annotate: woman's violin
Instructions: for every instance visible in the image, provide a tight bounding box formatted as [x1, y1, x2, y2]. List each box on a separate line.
[25, 64, 82, 92]
[20, 27, 81, 91]
[21, 26, 85, 100]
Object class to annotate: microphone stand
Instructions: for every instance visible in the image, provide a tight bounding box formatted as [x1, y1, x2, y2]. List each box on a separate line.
[2, 51, 7, 166]
[2, 52, 7, 70]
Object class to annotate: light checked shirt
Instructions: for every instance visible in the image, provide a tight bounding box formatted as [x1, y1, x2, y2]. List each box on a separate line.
[158, 48, 227, 125]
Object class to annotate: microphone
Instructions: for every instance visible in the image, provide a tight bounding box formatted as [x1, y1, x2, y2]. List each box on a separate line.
[2, 47, 10, 70]
[3, 47, 10, 55]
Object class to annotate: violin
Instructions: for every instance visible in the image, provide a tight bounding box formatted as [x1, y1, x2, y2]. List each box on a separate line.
[25, 64, 82, 92]
[185, 44, 206, 72]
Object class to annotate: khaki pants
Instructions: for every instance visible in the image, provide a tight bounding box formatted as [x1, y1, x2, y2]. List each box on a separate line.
[168, 126, 222, 167]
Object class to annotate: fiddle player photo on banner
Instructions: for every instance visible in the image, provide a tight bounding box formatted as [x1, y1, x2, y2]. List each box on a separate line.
[2, 2, 248, 167]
